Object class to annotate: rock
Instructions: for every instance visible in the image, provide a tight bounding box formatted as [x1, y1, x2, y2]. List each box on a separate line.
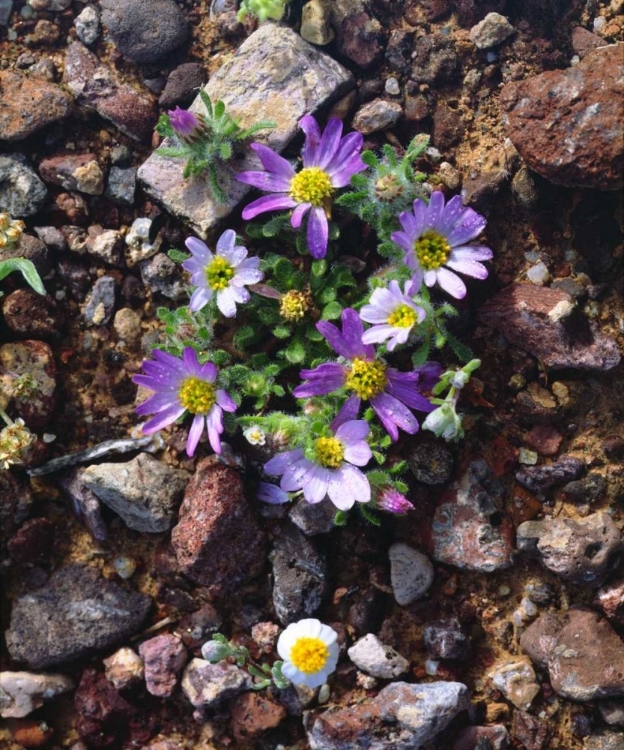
[521, 608, 624, 701]
[159, 63, 205, 108]
[407, 440, 454, 484]
[385, 30, 414, 74]
[113, 308, 142, 346]
[516, 455, 584, 493]
[432, 102, 464, 149]
[39, 153, 104, 196]
[489, 658, 540, 710]
[0, 340, 57, 429]
[585, 731, 624, 750]
[330, 0, 385, 68]
[58, 468, 108, 543]
[0, 71, 71, 142]
[603, 436, 624, 462]
[5, 564, 151, 669]
[271, 522, 328, 624]
[500, 46, 623, 190]
[101, 0, 188, 64]
[571, 27, 607, 59]
[103, 648, 144, 690]
[425, 460, 514, 572]
[125, 216, 162, 266]
[351, 98, 402, 134]
[83, 453, 187, 533]
[64, 42, 157, 142]
[512, 710, 552, 750]
[411, 34, 459, 85]
[348, 588, 387, 636]
[388, 543, 434, 605]
[525, 424, 563, 456]
[138, 24, 353, 238]
[0, 154, 48, 218]
[0, 473, 33, 552]
[1, 234, 50, 277]
[348, 634, 410, 679]
[301, 0, 334, 46]
[181, 659, 251, 708]
[511, 165, 539, 210]
[83, 276, 116, 326]
[562, 473, 606, 504]
[478, 284, 621, 371]
[289, 497, 336, 535]
[404, 93, 431, 123]
[171, 457, 266, 597]
[597, 577, 624, 625]
[469, 12, 514, 49]
[305, 680, 470, 750]
[7, 518, 55, 564]
[600, 700, 624, 727]
[0, 671, 74, 718]
[87, 228, 124, 267]
[75, 5, 101, 45]
[0, 0, 12, 25]
[452, 725, 510, 750]
[229, 691, 287, 741]
[3, 290, 63, 339]
[111, 145, 132, 166]
[139, 253, 185, 300]
[34, 225, 66, 252]
[516, 512, 623, 587]
[423, 617, 471, 661]
[176, 605, 222, 649]
[139, 634, 187, 698]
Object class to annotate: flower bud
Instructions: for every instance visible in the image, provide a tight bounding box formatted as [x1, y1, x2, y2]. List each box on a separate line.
[168, 107, 208, 145]
[422, 402, 464, 441]
[201, 639, 231, 663]
[376, 486, 414, 515]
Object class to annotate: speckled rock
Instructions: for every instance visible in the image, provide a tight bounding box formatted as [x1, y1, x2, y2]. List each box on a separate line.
[515, 454, 584, 493]
[501, 45, 623, 190]
[0, 70, 71, 142]
[411, 34, 459, 85]
[229, 691, 287, 741]
[7, 518, 55, 564]
[5, 565, 152, 669]
[512, 710, 552, 750]
[83, 453, 187, 533]
[351, 98, 402, 134]
[516, 511, 624, 587]
[478, 284, 621, 371]
[489, 658, 540, 710]
[103, 648, 144, 690]
[407, 440, 454, 484]
[75, 5, 100, 45]
[0, 671, 74, 718]
[597, 577, 624, 625]
[171, 457, 266, 597]
[289, 497, 336, 535]
[139, 253, 185, 300]
[301, 0, 334, 46]
[87, 229, 124, 267]
[139, 634, 187, 698]
[2, 289, 63, 339]
[0, 340, 57, 429]
[330, 0, 385, 68]
[83, 275, 116, 326]
[138, 24, 353, 238]
[348, 634, 410, 679]
[388, 543, 434, 605]
[424, 617, 471, 661]
[571, 27, 607, 59]
[305, 681, 470, 750]
[599, 700, 624, 727]
[39, 153, 104, 195]
[425, 460, 514, 572]
[181, 659, 251, 708]
[584, 730, 624, 750]
[0, 473, 33, 552]
[469, 12, 514, 49]
[452, 725, 510, 750]
[0, 154, 48, 218]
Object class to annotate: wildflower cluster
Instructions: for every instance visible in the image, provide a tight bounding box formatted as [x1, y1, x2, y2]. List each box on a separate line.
[237, 0, 288, 23]
[0, 410, 35, 470]
[135, 114, 494, 522]
[0, 213, 24, 248]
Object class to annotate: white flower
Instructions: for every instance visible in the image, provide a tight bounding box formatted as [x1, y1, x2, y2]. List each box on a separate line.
[360, 279, 425, 352]
[422, 402, 464, 441]
[277, 618, 339, 688]
[243, 425, 266, 446]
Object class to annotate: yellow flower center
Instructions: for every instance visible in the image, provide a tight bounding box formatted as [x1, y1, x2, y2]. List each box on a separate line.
[178, 376, 216, 415]
[280, 290, 311, 322]
[290, 167, 334, 206]
[314, 436, 344, 469]
[289, 636, 330, 674]
[345, 358, 387, 400]
[206, 256, 235, 291]
[414, 229, 451, 271]
[375, 174, 403, 202]
[387, 304, 418, 329]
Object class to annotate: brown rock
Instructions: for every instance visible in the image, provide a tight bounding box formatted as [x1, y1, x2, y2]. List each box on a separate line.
[478, 284, 621, 371]
[7, 518, 55, 564]
[2, 289, 64, 338]
[0, 70, 71, 142]
[0, 472, 33, 550]
[0, 340, 57, 429]
[39, 153, 104, 195]
[432, 102, 464, 149]
[229, 692, 287, 741]
[11, 718, 54, 748]
[139, 634, 186, 698]
[571, 27, 607, 59]
[331, 0, 386, 69]
[404, 93, 430, 123]
[0, 234, 50, 277]
[597, 577, 624, 626]
[525, 424, 563, 456]
[452, 725, 510, 750]
[171, 457, 266, 596]
[500, 45, 623, 190]
[512, 710, 552, 750]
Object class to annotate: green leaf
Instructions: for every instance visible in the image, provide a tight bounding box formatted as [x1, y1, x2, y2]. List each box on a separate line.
[311, 259, 327, 279]
[272, 325, 291, 339]
[282, 337, 306, 364]
[445, 329, 474, 363]
[360, 505, 381, 526]
[167, 248, 191, 263]
[0, 258, 45, 295]
[321, 301, 342, 320]
[412, 336, 432, 366]
[361, 150, 379, 168]
[333, 510, 349, 526]
[212, 349, 230, 366]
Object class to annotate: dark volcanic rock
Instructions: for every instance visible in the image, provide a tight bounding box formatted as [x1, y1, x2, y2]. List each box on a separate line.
[5, 565, 152, 669]
[7, 518, 55, 564]
[171, 457, 266, 597]
[159, 63, 205, 108]
[330, 0, 386, 69]
[411, 34, 459, 85]
[516, 455, 583, 493]
[424, 617, 471, 661]
[478, 284, 621, 371]
[0, 70, 71, 142]
[500, 45, 623, 190]
[0, 472, 33, 551]
[2, 289, 63, 338]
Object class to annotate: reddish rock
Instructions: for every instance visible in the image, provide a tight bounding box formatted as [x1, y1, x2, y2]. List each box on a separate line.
[171, 457, 266, 596]
[2, 289, 64, 338]
[0, 70, 72, 142]
[452, 725, 509, 750]
[525, 424, 563, 456]
[571, 27, 607, 59]
[56, 192, 89, 225]
[432, 102, 464, 149]
[139, 634, 187, 698]
[7, 518, 55, 564]
[11, 719, 54, 748]
[229, 691, 287, 741]
[501, 45, 623, 190]
[331, 1, 386, 69]
[596, 577, 624, 626]
[478, 284, 621, 371]
[404, 93, 430, 123]
[0, 340, 57, 430]
[0, 467, 33, 550]
[512, 710, 553, 750]
[39, 153, 104, 195]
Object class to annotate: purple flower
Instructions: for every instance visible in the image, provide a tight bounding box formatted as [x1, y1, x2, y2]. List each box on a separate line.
[375, 486, 414, 515]
[237, 115, 366, 259]
[182, 229, 263, 318]
[168, 107, 207, 145]
[293, 308, 442, 441]
[264, 419, 372, 510]
[360, 278, 426, 352]
[257, 481, 290, 505]
[133, 347, 236, 457]
[391, 192, 493, 299]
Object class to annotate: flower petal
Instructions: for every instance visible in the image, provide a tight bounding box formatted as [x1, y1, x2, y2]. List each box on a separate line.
[189, 287, 213, 312]
[316, 118, 343, 170]
[307, 207, 329, 259]
[216, 287, 238, 318]
[250, 142, 296, 178]
[186, 414, 205, 456]
[329, 152, 367, 188]
[291, 201, 311, 228]
[328, 464, 370, 509]
[299, 115, 321, 166]
[425, 190, 446, 231]
[185, 236, 212, 262]
[446, 210, 487, 247]
[362, 324, 397, 345]
[241, 194, 297, 220]
[330, 395, 361, 431]
[206, 405, 224, 453]
[370, 392, 419, 440]
[216, 229, 236, 253]
[335, 419, 369, 443]
[385, 378, 435, 412]
[235, 170, 292, 192]
[450, 245, 493, 261]
[142, 404, 186, 434]
[446, 258, 489, 279]
[294, 363, 347, 397]
[264, 449, 304, 476]
[135, 391, 180, 415]
[436, 267, 467, 299]
[302, 464, 330, 504]
[342, 440, 372, 467]
[216, 389, 236, 412]
[257, 481, 290, 505]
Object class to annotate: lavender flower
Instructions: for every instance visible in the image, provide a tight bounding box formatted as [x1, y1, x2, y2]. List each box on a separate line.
[264, 419, 372, 510]
[182, 229, 263, 318]
[257, 481, 290, 505]
[293, 308, 442, 441]
[375, 486, 414, 515]
[237, 116, 366, 259]
[391, 192, 493, 299]
[133, 347, 236, 456]
[360, 278, 425, 351]
[168, 107, 207, 145]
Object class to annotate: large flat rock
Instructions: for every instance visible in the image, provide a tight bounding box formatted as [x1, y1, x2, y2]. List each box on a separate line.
[138, 23, 354, 238]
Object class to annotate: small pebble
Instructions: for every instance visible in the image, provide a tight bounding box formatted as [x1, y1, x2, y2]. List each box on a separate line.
[318, 683, 331, 704]
[389, 543, 434, 606]
[425, 659, 439, 676]
[527, 261, 550, 285]
[519, 448, 538, 465]
[385, 77, 400, 95]
[113, 556, 136, 579]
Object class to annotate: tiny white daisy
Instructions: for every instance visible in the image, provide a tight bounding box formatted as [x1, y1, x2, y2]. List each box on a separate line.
[277, 618, 339, 688]
[360, 279, 426, 351]
[243, 425, 266, 446]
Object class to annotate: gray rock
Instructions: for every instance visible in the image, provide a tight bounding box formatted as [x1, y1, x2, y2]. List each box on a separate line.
[424, 617, 470, 661]
[75, 5, 100, 45]
[516, 455, 584, 493]
[0, 671, 74, 718]
[83, 276, 116, 326]
[600, 700, 624, 727]
[272, 523, 329, 625]
[111, 144, 133, 166]
[0, 154, 48, 217]
[585, 731, 624, 750]
[181, 659, 251, 708]
[351, 98, 402, 134]
[301, 0, 334, 46]
[138, 24, 353, 238]
[389, 543, 434, 606]
[5, 564, 152, 669]
[289, 497, 336, 535]
[348, 634, 409, 679]
[105, 166, 137, 206]
[83, 453, 187, 533]
[469, 12, 515, 49]
[488, 658, 540, 710]
[34, 226, 67, 252]
[139, 253, 185, 300]
[411, 34, 459, 86]
[159, 63, 205, 108]
[516, 511, 624, 587]
[0, 0, 12, 26]
[452, 725, 510, 750]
